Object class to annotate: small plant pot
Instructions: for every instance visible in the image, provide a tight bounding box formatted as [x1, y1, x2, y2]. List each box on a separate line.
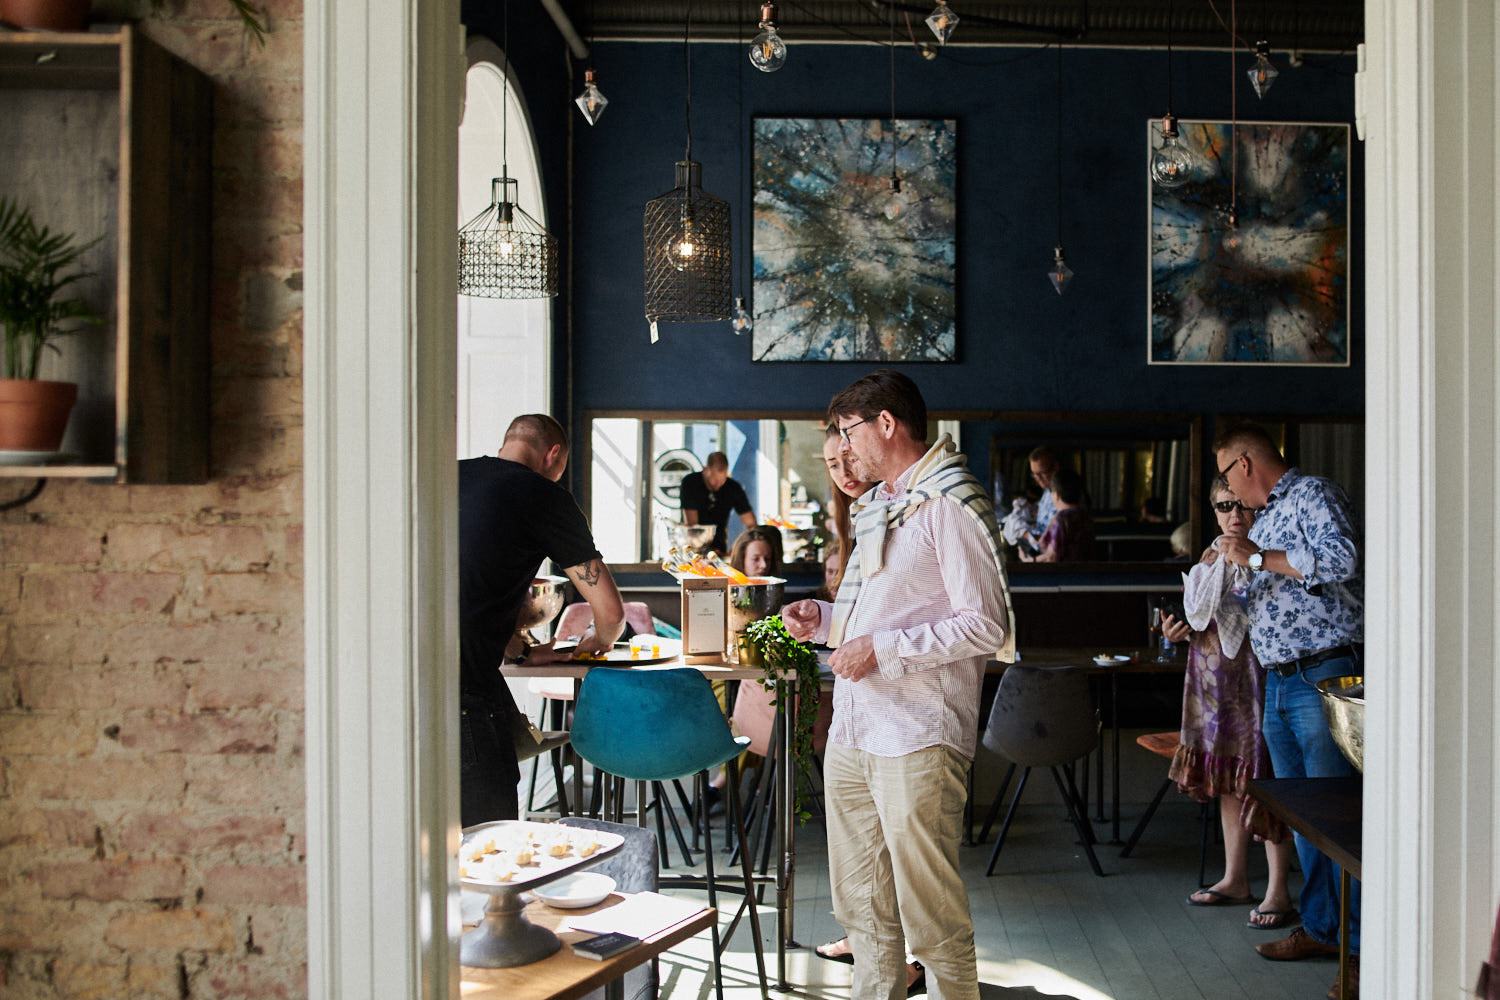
[0, 378, 78, 451]
[0, 0, 92, 30]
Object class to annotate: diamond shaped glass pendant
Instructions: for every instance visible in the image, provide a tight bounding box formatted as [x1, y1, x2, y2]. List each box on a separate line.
[1247, 41, 1279, 98]
[925, 0, 959, 45]
[1048, 246, 1074, 295]
[575, 68, 608, 125]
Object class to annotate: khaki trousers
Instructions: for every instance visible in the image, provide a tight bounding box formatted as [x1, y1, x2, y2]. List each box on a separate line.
[825, 741, 978, 1000]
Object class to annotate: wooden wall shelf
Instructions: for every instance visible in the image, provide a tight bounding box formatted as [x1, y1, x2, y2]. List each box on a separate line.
[0, 25, 212, 482]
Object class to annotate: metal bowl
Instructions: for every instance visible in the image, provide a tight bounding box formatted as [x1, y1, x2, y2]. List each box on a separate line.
[515, 575, 568, 644]
[727, 576, 787, 635]
[664, 522, 717, 552]
[1316, 675, 1365, 773]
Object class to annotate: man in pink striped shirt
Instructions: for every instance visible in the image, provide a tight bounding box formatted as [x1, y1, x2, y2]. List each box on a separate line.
[784, 370, 1012, 1000]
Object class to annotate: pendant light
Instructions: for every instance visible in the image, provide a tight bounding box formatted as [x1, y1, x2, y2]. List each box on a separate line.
[882, 0, 905, 221]
[576, 69, 608, 125]
[749, 2, 787, 72]
[925, 0, 959, 45]
[643, 0, 732, 342]
[457, 0, 559, 298]
[1149, 0, 1191, 189]
[732, 0, 753, 336]
[1246, 0, 1278, 98]
[1047, 42, 1073, 295]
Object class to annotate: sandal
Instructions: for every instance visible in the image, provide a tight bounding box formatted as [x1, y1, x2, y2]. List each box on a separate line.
[1186, 888, 1255, 906]
[907, 960, 926, 997]
[1247, 907, 1301, 930]
[814, 939, 855, 965]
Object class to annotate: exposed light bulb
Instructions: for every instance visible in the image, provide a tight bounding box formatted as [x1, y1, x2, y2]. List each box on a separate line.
[667, 205, 696, 271]
[925, 0, 959, 45]
[1150, 113, 1192, 189]
[574, 68, 608, 125]
[1048, 246, 1074, 295]
[496, 199, 515, 256]
[749, 2, 787, 72]
[1247, 40, 1279, 98]
[732, 296, 753, 334]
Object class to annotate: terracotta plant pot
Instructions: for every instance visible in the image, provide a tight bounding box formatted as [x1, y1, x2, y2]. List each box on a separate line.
[0, 0, 92, 31]
[0, 378, 78, 452]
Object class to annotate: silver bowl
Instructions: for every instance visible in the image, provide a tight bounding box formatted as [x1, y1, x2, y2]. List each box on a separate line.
[727, 576, 787, 635]
[515, 575, 568, 645]
[1316, 675, 1365, 773]
[666, 521, 717, 552]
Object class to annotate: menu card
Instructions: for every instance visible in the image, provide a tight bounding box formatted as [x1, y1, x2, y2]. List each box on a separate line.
[564, 891, 709, 939]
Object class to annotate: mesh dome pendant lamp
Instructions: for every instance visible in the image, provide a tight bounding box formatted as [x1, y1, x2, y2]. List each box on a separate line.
[642, 0, 731, 342]
[458, 177, 560, 298]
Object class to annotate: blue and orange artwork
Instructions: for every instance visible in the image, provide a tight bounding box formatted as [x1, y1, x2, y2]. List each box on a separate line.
[1149, 121, 1349, 366]
[752, 117, 957, 363]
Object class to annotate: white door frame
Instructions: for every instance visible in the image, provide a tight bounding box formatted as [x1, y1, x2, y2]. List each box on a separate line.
[300, 0, 1500, 995]
[1363, 1, 1498, 998]
[302, 0, 462, 996]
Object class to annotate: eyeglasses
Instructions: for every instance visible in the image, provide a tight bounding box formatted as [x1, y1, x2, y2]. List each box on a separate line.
[1217, 452, 1247, 479]
[1213, 499, 1251, 513]
[837, 416, 873, 444]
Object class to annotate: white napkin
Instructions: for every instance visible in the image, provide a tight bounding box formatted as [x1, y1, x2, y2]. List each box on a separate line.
[1182, 535, 1254, 658]
[1000, 497, 1036, 546]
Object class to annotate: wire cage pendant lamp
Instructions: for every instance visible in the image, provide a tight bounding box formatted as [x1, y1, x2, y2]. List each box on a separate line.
[643, 0, 732, 341]
[457, 0, 559, 299]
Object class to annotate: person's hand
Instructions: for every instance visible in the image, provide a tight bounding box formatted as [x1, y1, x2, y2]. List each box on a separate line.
[1018, 548, 1035, 562]
[1161, 613, 1192, 643]
[568, 624, 611, 660]
[781, 599, 821, 642]
[1217, 535, 1260, 568]
[828, 634, 878, 682]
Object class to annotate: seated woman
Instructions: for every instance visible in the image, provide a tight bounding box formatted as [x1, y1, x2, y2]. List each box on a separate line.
[1019, 466, 1094, 562]
[1160, 479, 1296, 927]
[729, 524, 784, 578]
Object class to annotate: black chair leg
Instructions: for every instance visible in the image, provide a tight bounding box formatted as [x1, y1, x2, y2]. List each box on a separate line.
[1120, 777, 1173, 858]
[697, 772, 725, 1000]
[977, 763, 1017, 844]
[725, 759, 769, 998]
[1061, 763, 1093, 845]
[1051, 766, 1105, 877]
[985, 767, 1030, 876]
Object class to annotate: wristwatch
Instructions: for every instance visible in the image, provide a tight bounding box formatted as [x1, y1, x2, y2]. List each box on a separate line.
[1248, 550, 1265, 572]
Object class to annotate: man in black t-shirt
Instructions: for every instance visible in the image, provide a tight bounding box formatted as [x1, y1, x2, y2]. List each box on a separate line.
[459, 414, 625, 826]
[677, 451, 756, 554]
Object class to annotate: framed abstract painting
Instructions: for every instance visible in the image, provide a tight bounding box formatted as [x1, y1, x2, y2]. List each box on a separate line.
[752, 117, 957, 363]
[1148, 120, 1350, 366]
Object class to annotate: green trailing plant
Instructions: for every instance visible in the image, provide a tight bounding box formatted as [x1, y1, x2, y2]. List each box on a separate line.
[744, 614, 821, 823]
[149, 0, 267, 47]
[0, 198, 104, 381]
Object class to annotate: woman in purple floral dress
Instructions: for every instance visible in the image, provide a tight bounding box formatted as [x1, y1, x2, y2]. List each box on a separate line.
[1161, 479, 1297, 929]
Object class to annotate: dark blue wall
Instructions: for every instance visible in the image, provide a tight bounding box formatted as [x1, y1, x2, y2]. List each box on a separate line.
[569, 42, 1362, 421]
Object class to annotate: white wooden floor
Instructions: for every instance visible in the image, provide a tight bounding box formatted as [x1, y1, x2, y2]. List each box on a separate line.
[642, 798, 1338, 1000]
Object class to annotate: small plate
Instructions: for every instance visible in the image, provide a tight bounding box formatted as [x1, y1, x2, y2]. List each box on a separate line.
[1093, 654, 1132, 666]
[553, 637, 682, 666]
[532, 871, 616, 909]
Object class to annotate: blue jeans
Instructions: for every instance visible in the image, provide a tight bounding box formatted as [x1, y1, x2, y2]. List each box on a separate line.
[1262, 656, 1361, 953]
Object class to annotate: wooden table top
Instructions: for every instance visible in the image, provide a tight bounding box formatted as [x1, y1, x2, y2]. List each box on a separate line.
[459, 894, 716, 1000]
[1246, 777, 1363, 879]
[501, 656, 764, 681]
[992, 647, 1189, 674]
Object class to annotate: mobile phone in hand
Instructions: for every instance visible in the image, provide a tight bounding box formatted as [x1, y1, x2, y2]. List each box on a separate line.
[572, 931, 640, 961]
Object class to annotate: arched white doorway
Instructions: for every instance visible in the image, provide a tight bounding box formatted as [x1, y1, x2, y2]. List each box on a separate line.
[456, 37, 552, 458]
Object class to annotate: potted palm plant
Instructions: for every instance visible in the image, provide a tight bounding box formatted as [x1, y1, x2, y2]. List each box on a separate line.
[0, 197, 103, 453]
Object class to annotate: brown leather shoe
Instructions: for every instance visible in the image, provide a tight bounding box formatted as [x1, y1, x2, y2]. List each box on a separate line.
[1326, 956, 1360, 998]
[1256, 926, 1339, 961]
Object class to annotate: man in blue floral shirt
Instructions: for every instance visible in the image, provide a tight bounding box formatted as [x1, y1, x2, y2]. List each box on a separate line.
[1214, 424, 1362, 1000]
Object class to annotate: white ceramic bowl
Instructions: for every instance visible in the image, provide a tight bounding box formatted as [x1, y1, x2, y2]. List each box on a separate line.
[532, 871, 616, 909]
[1093, 654, 1131, 666]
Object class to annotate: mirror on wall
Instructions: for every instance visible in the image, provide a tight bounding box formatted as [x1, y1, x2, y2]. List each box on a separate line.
[584, 411, 962, 568]
[985, 412, 1202, 563]
[1214, 415, 1365, 519]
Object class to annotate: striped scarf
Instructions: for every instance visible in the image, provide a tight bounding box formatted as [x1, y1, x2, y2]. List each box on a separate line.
[827, 434, 1017, 662]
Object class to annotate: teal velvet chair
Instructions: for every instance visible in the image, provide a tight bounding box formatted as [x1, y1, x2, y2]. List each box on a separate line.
[571, 666, 768, 1000]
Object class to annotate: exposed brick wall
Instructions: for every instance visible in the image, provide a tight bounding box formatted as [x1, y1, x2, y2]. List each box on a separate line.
[0, 2, 307, 996]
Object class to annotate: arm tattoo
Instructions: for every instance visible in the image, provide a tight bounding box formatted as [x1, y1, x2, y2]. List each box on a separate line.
[570, 558, 604, 587]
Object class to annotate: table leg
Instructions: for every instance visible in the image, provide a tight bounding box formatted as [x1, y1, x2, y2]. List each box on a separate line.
[571, 678, 585, 816]
[1091, 676, 1104, 822]
[774, 677, 795, 992]
[1338, 869, 1350, 1000]
[1110, 669, 1122, 844]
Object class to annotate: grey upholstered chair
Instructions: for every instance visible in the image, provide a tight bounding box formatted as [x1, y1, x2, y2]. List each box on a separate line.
[977, 663, 1104, 877]
[559, 817, 660, 1000]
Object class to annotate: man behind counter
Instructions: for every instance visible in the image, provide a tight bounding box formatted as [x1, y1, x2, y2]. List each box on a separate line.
[459, 414, 625, 826]
[677, 451, 756, 554]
